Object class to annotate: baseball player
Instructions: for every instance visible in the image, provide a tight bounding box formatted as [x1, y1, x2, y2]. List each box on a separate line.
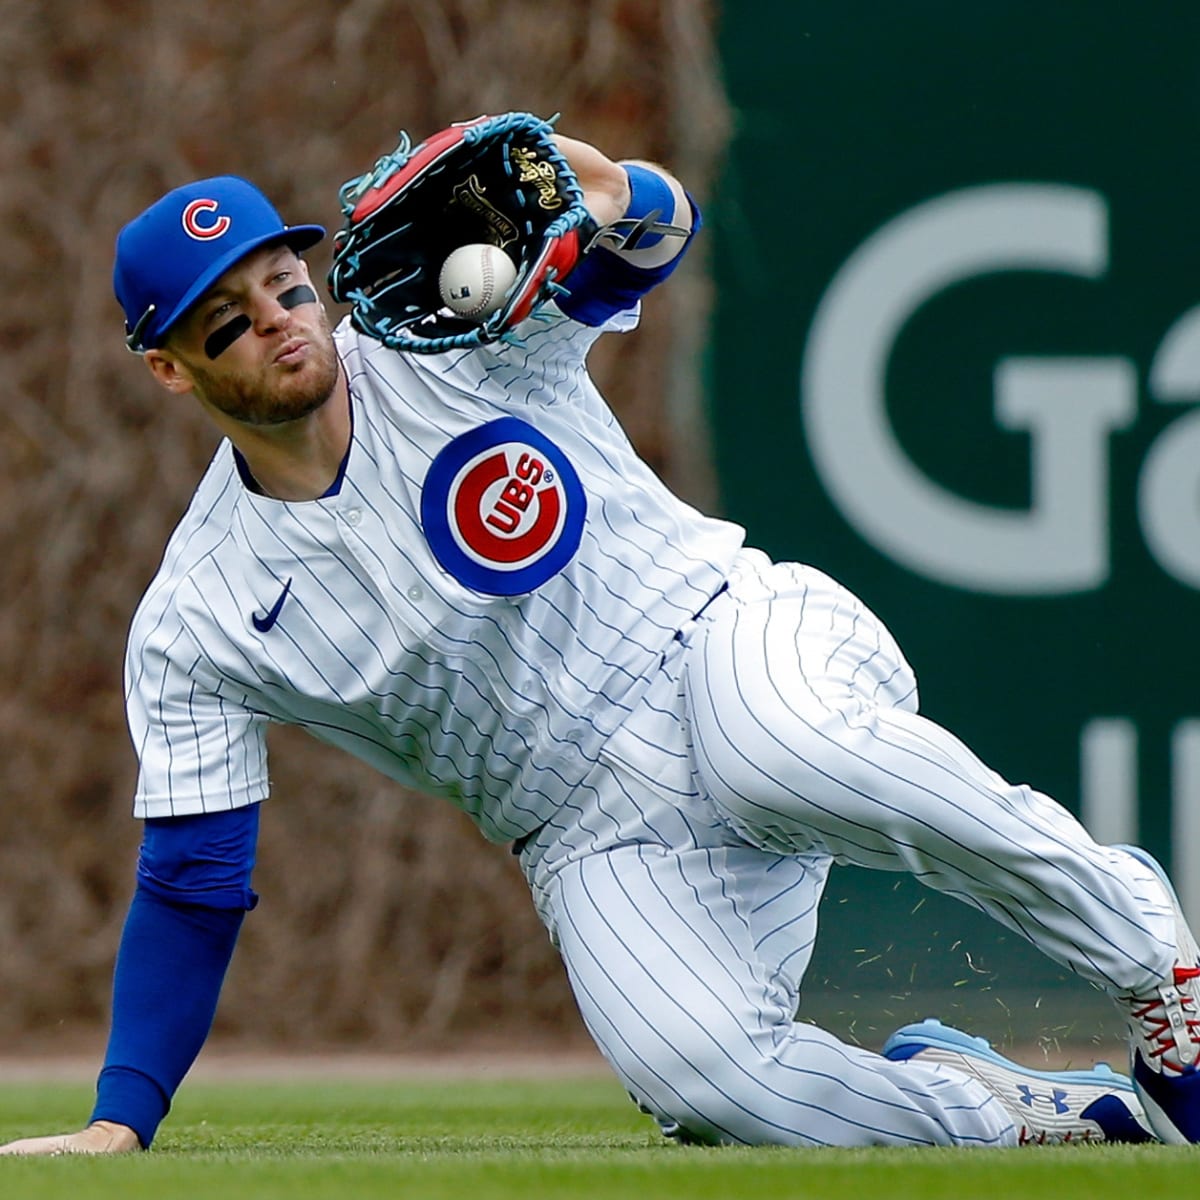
[3, 116, 1198, 1155]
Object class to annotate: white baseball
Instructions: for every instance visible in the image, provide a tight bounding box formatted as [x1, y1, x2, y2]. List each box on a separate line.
[438, 244, 518, 321]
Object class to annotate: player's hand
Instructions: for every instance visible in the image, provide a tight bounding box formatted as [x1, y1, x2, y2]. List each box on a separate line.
[0, 1120, 141, 1155]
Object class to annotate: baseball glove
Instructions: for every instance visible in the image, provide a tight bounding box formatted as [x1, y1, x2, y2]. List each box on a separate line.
[327, 112, 595, 354]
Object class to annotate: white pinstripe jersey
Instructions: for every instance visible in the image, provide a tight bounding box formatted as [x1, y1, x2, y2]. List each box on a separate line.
[125, 305, 745, 841]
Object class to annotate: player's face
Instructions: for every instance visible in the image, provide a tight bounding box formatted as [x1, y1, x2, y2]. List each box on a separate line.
[150, 245, 340, 427]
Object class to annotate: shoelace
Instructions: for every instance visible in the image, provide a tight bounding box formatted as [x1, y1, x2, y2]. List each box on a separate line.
[1130, 965, 1200, 1072]
[1018, 1126, 1096, 1146]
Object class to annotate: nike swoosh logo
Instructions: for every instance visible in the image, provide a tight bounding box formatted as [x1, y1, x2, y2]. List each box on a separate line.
[251, 577, 293, 632]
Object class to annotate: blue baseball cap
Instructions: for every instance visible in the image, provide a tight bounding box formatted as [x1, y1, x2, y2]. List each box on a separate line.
[114, 175, 325, 351]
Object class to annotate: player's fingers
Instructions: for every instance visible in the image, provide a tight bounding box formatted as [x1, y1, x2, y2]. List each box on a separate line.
[0, 1133, 76, 1155]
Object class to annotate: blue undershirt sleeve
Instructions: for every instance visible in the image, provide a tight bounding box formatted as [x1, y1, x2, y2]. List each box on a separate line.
[136, 803, 262, 911]
[90, 805, 261, 1148]
[557, 162, 701, 326]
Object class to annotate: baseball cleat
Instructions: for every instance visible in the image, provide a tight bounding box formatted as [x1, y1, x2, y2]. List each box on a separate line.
[1114, 845, 1200, 1144]
[882, 1018, 1155, 1144]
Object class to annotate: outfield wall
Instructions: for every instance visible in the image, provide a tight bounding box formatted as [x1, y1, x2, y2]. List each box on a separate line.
[708, 5, 1200, 1040]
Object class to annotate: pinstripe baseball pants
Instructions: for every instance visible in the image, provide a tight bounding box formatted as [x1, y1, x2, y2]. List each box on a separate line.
[520, 550, 1175, 1147]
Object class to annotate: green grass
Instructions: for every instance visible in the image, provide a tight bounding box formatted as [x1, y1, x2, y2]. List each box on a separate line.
[1, 1074, 1198, 1199]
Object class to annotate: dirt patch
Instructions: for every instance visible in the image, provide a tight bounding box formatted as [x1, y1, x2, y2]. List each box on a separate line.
[0, 1034, 1123, 1085]
[0, 1034, 611, 1084]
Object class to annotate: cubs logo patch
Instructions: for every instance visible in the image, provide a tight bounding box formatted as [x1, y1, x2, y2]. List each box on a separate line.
[421, 417, 586, 595]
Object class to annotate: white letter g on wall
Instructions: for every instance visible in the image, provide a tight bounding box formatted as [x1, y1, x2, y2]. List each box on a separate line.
[802, 185, 1136, 595]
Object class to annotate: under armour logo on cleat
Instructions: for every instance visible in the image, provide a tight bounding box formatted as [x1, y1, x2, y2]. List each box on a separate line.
[1017, 1084, 1070, 1114]
[252, 578, 293, 632]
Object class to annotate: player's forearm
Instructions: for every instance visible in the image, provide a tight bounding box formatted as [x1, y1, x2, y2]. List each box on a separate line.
[90, 884, 245, 1147]
[552, 133, 632, 226]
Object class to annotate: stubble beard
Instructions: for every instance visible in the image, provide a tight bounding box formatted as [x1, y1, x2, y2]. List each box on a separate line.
[190, 320, 341, 427]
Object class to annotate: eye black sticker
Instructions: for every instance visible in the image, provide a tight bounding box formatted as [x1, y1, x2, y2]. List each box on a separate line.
[279, 284, 317, 309]
[204, 315, 251, 360]
[203, 286, 318, 359]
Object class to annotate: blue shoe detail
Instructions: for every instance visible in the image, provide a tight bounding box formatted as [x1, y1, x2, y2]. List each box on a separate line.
[883, 1018, 1153, 1144]
[882, 1018, 1135, 1092]
[1080, 1094, 1154, 1143]
[1114, 845, 1200, 1144]
[881, 1039, 923, 1063]
[1131, 1028, 1200, 1143]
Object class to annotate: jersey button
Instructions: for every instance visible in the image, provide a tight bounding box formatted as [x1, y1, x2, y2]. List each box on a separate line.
[344, 508, 363, 526]
[407, 585, 424, 602]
